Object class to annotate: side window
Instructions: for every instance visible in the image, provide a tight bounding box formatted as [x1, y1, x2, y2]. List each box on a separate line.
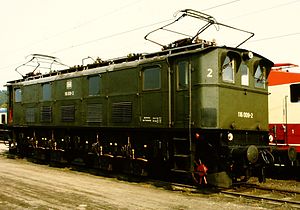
[42, 83, 51, 101]
[290, 84, 300, 102]
[143, 66, 161, 90]
[177, 61, 188, 90]
[89, 75, 101, 96]
[15, 88, 22, 102]
[241, 63, 249, 86]
[254, 65, 266, 88]
[222, 56, 235, 83]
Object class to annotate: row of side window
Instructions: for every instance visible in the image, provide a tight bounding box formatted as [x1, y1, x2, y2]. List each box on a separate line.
[14, 67, 163, 102]
[222, 55, 266, 88]
[13, 58, 267, 103]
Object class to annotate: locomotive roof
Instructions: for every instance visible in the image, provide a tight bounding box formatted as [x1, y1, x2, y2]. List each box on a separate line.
[269, 64, 300, 86]
[6, 43, 212, 86]
[6, 43, 272, 87]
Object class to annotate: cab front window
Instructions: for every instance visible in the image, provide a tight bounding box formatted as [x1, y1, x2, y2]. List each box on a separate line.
[241, 63, 249, 86]
[254, 65, 266, 88]
[222, 56, 235, 83]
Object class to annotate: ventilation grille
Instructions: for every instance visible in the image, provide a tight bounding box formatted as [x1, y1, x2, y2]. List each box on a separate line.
[112, 101, 132, 123]
[61, 105, 75, 122]
[26, 108, 36, 123]
[87, 103, 103, 123]
[41, 106, 52, 122]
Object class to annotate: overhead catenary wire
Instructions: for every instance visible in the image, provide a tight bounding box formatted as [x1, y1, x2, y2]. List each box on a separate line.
[224, 0, 300, 21]
[50, 0, 300, 56]
[250, 32, 300, 42]
[0, 0, 144, 59]
[0, 0, 257, 71]
[0, 0, 144, 71]
[0, 17, 175, 71]
[201, 0, 241, 11]
[50, 18, 174, 55]
[51, 0, 244, 55]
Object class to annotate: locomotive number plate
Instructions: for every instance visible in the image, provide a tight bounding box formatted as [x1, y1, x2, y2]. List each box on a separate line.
[237, 111, 253, 119]
[65, 91, 74, 96]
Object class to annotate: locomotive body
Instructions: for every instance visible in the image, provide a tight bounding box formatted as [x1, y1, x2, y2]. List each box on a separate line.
[6, 45, 273, 187]
[6, 10, 274, 187]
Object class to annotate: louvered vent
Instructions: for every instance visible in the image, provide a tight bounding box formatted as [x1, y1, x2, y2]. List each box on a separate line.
[41, 106, 52, 122]
[87, 103, 103, 123]
[61, 105, 75, 122]
[112, 101, 132, 123]
[26, 108, 36, 123]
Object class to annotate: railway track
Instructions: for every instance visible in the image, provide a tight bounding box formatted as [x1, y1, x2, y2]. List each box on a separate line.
[1, 142, 299, 209]
[221, 190, 300, 207]
[144, 179, 300, 209]
[221, 184, 300, 209]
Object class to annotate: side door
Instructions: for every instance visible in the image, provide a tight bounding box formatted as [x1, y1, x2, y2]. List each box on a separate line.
[139, 62, 169, 128]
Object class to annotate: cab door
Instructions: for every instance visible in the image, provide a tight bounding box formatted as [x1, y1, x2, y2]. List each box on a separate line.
[172, 59, 191, 128]
[170, 59, 194, 172]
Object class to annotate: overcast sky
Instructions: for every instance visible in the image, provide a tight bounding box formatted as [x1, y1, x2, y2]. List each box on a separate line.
[1, 0, 300, 88]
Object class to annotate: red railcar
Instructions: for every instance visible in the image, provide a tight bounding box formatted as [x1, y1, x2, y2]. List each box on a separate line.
[268, 63, 300, 167]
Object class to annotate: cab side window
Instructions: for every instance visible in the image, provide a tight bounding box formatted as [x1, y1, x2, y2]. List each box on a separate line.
[177, 61, 188, 90]
[143, 66, 161, 90]
[42, 83, 52, 101]
[14, 88, 22, 102]
[89, 75, 101, 96]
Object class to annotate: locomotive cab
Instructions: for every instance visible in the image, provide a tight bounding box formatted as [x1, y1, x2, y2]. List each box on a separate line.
[168, 46, 273, 186]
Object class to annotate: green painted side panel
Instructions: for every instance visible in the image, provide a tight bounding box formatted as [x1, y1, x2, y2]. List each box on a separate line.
[10, 47, 272, 132]
[219, 87, 268, 131]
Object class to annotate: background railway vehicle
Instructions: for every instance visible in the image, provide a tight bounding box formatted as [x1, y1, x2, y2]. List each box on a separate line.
[0, 108, 7, 125]
[0, 108, 10, 143]
[6, 10, 274, 187]
[268, 63, 300, 173]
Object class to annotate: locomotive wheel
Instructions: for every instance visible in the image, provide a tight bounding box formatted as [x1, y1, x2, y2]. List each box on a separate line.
[192, 159, 208, 185]
[132, 158, 148, 176]
[99, 154, 114, 171]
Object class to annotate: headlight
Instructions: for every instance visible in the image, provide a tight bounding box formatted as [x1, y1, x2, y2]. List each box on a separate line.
[228, 133, 234, 141]
[242, 51, 253, 60]
[268, 134, 274, 142]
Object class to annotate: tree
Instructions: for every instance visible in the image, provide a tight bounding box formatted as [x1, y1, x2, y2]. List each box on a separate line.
[0, 90, 8, 108]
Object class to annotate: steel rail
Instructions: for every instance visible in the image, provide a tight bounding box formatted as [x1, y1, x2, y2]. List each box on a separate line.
[221, 190, 300, 207]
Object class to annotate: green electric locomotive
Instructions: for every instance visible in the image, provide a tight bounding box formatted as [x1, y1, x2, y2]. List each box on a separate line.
[6, 10, 273, 187]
